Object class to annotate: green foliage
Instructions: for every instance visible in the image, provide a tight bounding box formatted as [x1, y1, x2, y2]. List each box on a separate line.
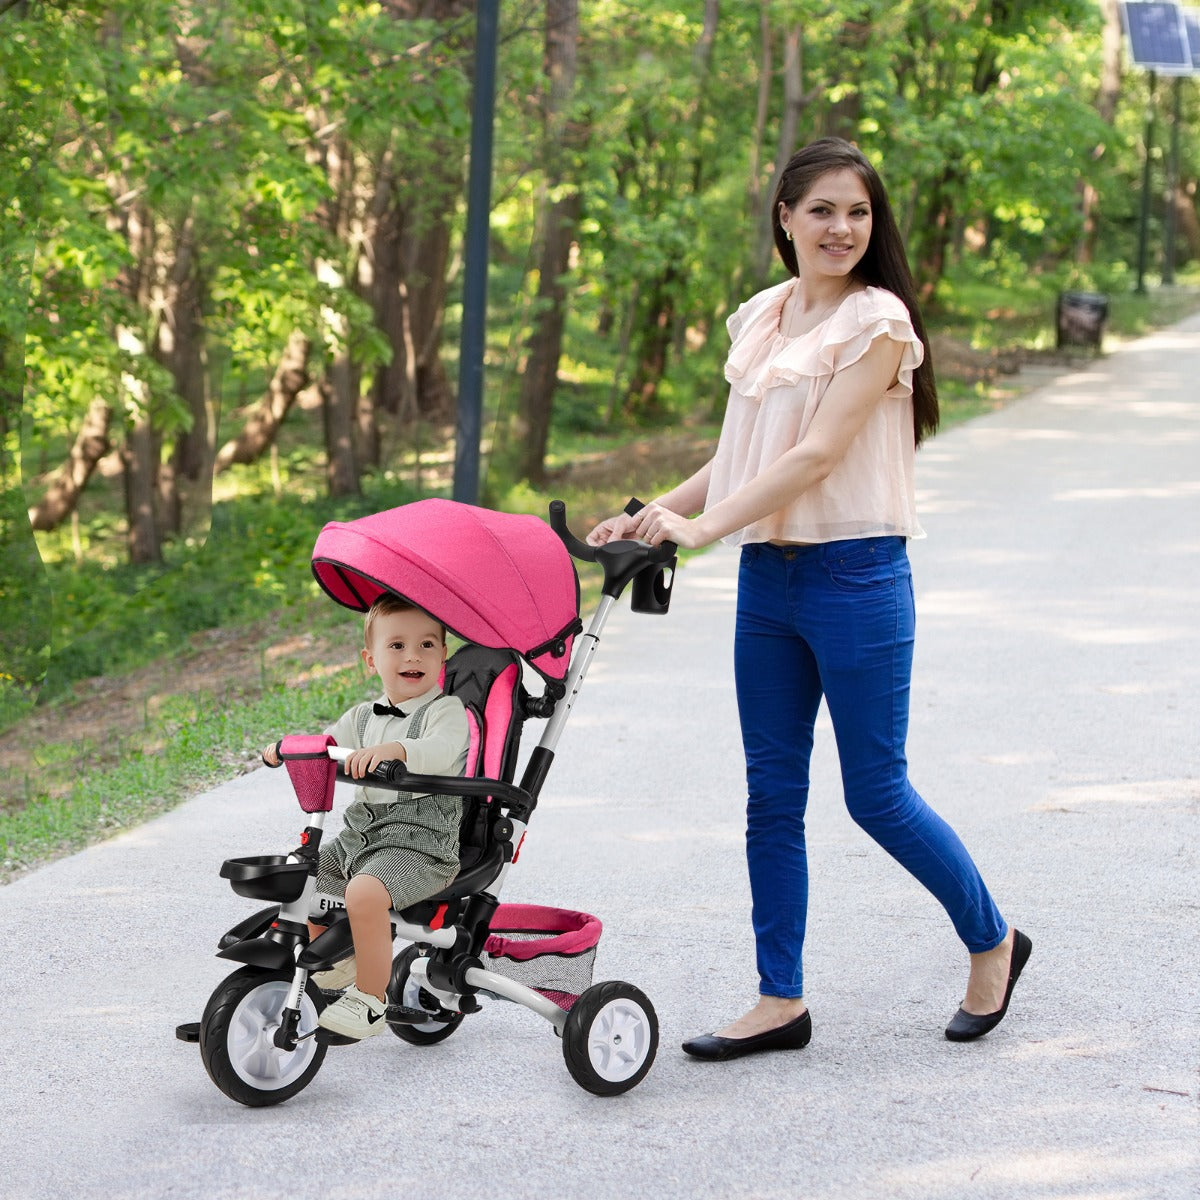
[6, 0, 1200, 756]
[31, 466, 426, 706]
[0, 489, 51, 727]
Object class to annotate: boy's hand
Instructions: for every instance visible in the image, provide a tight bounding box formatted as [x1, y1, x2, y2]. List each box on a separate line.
[261, 743, 281, 768]
[345, 742, 408, 779]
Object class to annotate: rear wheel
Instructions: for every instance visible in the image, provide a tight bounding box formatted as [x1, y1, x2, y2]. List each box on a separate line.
[562, 980, 658, 1095]
[199, 967, 327, 1106]
[387, 945, 464, 1045]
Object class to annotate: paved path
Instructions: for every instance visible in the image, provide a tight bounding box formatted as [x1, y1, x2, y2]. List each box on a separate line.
[3, 317, 1199, 1199]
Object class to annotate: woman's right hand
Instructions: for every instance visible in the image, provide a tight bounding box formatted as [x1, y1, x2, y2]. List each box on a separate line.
[586, 512, 639, 546]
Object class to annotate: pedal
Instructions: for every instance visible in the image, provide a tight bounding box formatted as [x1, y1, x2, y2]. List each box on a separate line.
[175, 1021, 201, 1043]
[315, 1027, 358, 1047]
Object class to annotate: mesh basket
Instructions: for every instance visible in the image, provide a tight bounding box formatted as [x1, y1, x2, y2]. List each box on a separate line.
[482, 904, 602, 1011]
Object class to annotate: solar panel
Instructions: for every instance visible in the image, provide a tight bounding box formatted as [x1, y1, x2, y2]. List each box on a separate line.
[1184, 8, 1200, 67]
[1121, 1, 1194, 72]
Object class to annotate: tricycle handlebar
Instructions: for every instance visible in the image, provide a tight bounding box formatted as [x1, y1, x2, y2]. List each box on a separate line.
[326, 746, 536, 822]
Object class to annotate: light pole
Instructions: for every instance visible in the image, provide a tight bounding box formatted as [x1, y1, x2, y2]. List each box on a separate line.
[453, 0, 499, 505]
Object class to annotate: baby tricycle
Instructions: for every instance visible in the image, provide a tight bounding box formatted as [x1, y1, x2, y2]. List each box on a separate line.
[176, 498, 676, 1105]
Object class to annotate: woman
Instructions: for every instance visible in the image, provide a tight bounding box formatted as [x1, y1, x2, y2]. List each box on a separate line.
[589, 137, 1030, 1060]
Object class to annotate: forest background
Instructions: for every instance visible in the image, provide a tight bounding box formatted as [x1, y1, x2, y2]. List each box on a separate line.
[2, 0, 1199, 876]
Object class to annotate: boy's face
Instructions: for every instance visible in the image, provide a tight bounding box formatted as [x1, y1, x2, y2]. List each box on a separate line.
[363, 609, 447, 704]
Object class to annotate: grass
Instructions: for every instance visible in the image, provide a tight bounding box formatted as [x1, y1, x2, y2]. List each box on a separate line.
[3, 270, 1200, 882]
[1, 671, 370, 873]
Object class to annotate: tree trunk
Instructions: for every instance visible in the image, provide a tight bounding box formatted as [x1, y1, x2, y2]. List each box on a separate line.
[26, 397, 113, 531]
[913, 4, 1010, 300]
[405, 213, 455, 421]
[99, 12, 165, 563]
[1172, 180, 1200, 262]
[369, 194, 457, 424]
[122, 388, 162, 564]
[625, 273, 676, 417]
[322, 374, 359, 496]
[213, 331, 311, 472]
[742, 0, 772, 281]
[314, 132, 362, 498]
[756, 24, 811, 286]
[367, 0, 468, 427]
[626, 3, 720, 415]
[516, 0, 581, 484]
[369, 196, 413, 418]
[914, 170, 957, 303]
[820, 12, 871, 140]
[161, 221, 210, 484]
[153, 214, 208, 536]
[115, 204, 163, 563]
[1078, 0, 1123, 263]
[365, 173, 457, 427]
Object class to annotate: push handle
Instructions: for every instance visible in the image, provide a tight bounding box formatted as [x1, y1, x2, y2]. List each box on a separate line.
[549, 498, 676, 565]
[548, 499, 595, 562]
[621, 497, 678, 563]
[549, 498, 677, 607]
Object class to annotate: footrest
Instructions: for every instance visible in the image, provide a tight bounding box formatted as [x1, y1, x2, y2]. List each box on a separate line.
[386, 1004, 428, 1026]
[175, 1021, 200, 1044]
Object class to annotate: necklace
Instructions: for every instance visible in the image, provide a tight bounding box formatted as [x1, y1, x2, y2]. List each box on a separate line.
[780, 278, 856, 339]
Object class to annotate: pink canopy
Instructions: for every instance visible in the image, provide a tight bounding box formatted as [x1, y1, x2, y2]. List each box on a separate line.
[311, 499, 580, 682]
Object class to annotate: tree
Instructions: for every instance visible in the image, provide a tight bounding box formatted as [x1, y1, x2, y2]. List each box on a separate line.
[514, 0, 582, 485]
[0, 0, 70, 716]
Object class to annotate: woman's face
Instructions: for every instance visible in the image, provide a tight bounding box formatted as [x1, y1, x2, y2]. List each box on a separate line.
[780, 168, 872, 281]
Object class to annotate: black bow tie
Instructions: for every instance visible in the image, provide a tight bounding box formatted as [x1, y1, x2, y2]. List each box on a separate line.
[373, 702, 408, 718]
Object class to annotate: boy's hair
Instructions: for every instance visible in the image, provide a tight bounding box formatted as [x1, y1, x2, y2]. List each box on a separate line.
[363, 594, 447, 646]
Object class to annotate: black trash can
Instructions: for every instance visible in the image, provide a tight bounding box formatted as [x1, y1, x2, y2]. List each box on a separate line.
[1056, 291, 1108, 350]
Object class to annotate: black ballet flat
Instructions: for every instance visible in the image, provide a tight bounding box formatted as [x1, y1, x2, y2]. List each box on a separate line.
[945, 929, 1033, 1042]
[682, 1009, 812, 1061]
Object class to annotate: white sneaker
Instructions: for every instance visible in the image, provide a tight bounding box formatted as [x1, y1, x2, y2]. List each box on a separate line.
[312, 956, 357, 991]
[318, 984, 388, 1040]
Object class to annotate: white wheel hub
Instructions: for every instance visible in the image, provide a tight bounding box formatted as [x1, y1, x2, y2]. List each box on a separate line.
[228, 980, 320, 1091]
[401, 956, 450, 1033]
[584, 997, 653, 1083]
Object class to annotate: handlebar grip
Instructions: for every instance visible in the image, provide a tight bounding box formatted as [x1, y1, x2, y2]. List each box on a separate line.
[623, 497, 677, 562]
[371, 760, 408, 784]
[549, 499, 596, 562]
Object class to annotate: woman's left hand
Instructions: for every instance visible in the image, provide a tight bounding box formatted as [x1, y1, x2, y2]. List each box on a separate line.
[629, 502, 708, 550]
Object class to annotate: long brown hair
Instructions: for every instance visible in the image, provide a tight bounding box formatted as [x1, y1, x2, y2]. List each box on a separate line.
[772, 137, 938, 445]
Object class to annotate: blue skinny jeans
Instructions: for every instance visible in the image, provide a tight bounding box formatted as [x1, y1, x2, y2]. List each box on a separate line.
[734, 538, 1007, 999]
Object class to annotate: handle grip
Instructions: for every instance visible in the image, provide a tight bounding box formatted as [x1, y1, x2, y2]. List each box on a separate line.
[327, 745, 408, 785]
[621, 496, 678, 562]
[548, 499, 595, 562]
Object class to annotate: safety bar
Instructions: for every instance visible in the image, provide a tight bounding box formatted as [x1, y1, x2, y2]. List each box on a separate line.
[327, 746, 535, 822]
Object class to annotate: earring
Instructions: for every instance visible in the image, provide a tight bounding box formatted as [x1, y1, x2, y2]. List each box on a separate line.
[785, 229, 793, 242]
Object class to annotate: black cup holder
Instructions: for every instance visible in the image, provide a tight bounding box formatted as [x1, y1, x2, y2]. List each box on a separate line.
[631, 558, 676, 615]
[220, 855, 312, 902]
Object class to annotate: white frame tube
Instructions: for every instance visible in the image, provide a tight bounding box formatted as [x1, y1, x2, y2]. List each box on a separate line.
[536, 593, 616, 755]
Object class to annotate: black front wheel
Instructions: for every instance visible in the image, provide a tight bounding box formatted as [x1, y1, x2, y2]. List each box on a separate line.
[387, 945, 464, 1045]
[199, 966, 327, 1106]
[562, 980, 658, 1095]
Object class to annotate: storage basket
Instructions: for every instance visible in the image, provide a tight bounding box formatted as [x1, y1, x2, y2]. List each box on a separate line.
[482, 904, 602, 1011]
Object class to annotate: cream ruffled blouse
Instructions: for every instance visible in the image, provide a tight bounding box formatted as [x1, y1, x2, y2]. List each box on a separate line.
[705, 279, 926, 546]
